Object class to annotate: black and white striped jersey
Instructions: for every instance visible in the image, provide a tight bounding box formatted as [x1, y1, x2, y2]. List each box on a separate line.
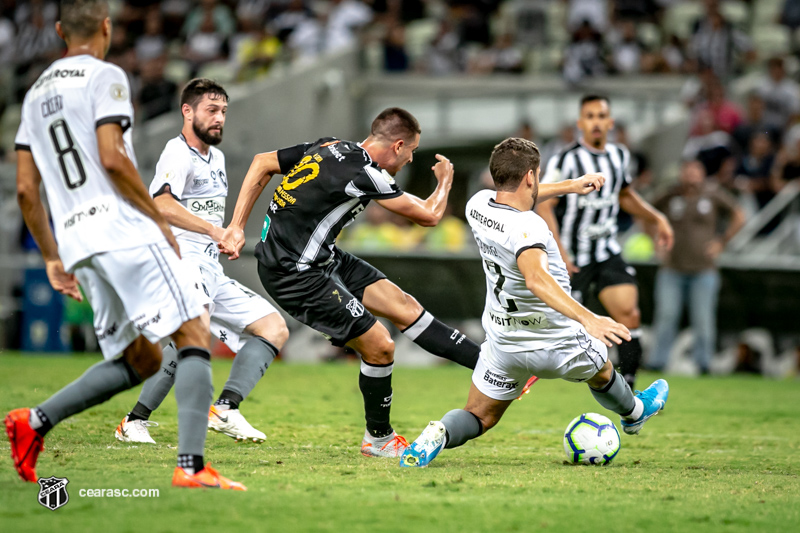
[541, 141, 632, 268]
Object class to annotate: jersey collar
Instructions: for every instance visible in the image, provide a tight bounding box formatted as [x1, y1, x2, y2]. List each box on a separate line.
[180, 133, 213, 164]
[578, 138, 608, 156]
[488, 197, 521, 212]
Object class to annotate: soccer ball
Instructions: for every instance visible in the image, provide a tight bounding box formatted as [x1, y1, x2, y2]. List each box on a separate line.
[563, 413, 621, 466]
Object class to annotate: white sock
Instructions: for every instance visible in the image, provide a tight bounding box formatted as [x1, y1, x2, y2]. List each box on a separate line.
[29, 409, 43, 430]
[624, 398, 644, 421]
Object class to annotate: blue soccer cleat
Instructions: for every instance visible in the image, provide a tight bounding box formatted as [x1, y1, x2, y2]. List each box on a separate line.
[620, 379, 669, 435]
[399, 421, 446, 468]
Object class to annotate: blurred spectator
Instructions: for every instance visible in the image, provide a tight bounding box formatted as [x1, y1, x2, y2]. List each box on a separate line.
[328, 0, 373, 48]
[657, 34, 687, 73]
[683, 109, 734, 178]
[341, 203, 423, 250]
[756, 57, 800, 129]
[772, 137, 800, 190]
[649, 160, 746, 374]
[13, 0, 62, 100]
[471, 33, 524, 74]
[138, 58, 178, 121]
[383, 21, 409, 72]
[615, 123, 652, 192]
[735, 131, 776, 213]
[562, 21, 606, 84]
[540, 124, 576, 170]
[690, 78, 743, 135]
[234, 20, 282, 82]
[780, 0, 800, 53]
[135, 8, 167, 62]
[567, 0, 610, 33]
[424, 20, 463, 75]
[273, 0, 314, 42]
[732, 92, 782, 152]
[161, 0, 194, 41]
[183, 0, 236, 75]
[609, 19, 646, 74]
[423, 206, 469, 252]
[687, 0, 755, 80]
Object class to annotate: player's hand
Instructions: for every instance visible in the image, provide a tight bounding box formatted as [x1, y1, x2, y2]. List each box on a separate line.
[655, 215, 674, 252]
[158, 222, 181, 259]
[582, 314, 631, 347]
[432, 154, 454, 187]
[209, 225, 225, 244]
[572, 173, 605, 195]
[218, 225, 246, 260]
[45, 259, 83, 302]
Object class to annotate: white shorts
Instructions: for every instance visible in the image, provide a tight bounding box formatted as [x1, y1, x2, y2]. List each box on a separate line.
[190, 263, 278, 352]
[74, 242, 205, 359]
[472, 328, 608, 401]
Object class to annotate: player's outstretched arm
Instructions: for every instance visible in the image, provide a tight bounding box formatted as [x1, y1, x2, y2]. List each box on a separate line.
[154, 186, 224, 242]
[16, 149, 82, 301]
[534, 199, 579, 276]
[375, 154, 453, 227]
[96, 123, 180, 257]
[517, 248, 631, 347]
[537, 173, 605, 202]
[219, 151, 281, 259]
[619, 187, 674, 251]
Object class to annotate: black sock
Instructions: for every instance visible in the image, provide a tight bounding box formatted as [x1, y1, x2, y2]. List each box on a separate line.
[215, 390, 244, 410]
[30, 407, 53, 438]
[359, 360, 393, 438]
[617, 334, 642, 390]
[127, 401, 152, 422]
[177, 454, 204, 473]
[402, 311, 480, 370]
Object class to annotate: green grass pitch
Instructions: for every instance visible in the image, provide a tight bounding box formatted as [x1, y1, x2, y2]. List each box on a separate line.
[1, 353, 798, 532]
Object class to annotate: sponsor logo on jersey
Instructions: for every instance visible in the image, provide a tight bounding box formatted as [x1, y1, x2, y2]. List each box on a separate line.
[135, 311, 162, 331]
[203, 243, 219, 261]
[34, 68, 85, 89]
[95, 322, 118, 341]
[579, 218, 616, 239]
[346, 298, 365, 317]
[482, 369, 518, 390]
[327, 143, 345, 162]
[577, 195, 617, 209]
[188, 197, 225, 217]
[62, 197, 116, 229]
[487, 310, 547, 331]
[469, 209, 505, 232]
[193, 178, 208, 186]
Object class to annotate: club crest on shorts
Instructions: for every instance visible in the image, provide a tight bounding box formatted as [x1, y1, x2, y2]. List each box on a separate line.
[346, 298, 365, 318]
[37, 476, 69, 511]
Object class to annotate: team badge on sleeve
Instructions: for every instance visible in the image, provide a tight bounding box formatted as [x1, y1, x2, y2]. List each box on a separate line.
[110, 83, 128, 101]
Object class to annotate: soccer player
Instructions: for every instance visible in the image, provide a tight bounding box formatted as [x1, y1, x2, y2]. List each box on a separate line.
[536, 95, 674, 389]
[5, 0, 244, 490]
[114, 79, 289, 445]
[217, 109, 549, 458]
[399, 138, 669, 468]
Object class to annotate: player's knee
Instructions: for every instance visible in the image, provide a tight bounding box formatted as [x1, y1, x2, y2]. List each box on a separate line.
[123, 340, 162, 379]
[473, 411, 500, 433]
[616, 307, 641, 329]
[587, 360, 614, 389]
[270, 321, 290, 350]
[363, 336, 395, 365]
[252, 314, 290, 349]
[172, 313, 211, 349]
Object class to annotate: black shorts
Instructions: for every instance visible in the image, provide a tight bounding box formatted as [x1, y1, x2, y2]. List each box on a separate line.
[570, 254, 637, 304]
[257, 249, 386, 346]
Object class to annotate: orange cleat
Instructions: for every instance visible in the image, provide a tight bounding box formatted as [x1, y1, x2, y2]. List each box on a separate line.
[5, 408, 44, 482]
[517, 375, 540, 400]
[172, 463, 247, 491]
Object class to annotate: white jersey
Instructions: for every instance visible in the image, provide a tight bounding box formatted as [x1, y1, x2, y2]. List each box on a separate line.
[149, 135, 227, 273]
[15, 55, 163, 271]
[466, 190, 582, 352]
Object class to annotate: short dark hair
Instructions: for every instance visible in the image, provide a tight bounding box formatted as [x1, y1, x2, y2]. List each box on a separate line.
[59, 0, 108, 40]
[489, 138, 540, 191]
[580, 94, 610, 110]
[180, 78, 229, 109]
[371, 107, 421, 142]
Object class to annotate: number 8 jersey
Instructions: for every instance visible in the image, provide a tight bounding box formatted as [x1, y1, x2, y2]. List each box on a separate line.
[15, 55, 163, 271]
[466, 190, 581, 352]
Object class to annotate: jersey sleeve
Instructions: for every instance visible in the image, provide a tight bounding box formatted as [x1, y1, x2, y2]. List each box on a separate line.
[351, 164, 403, 199]
[277, 143, 313, 174]
[541, 148, 576, 184]
[91, 64, 134, 132]
[511, 214, 550, 259]
[149, 143, 192, 199]
[619, 145, 634, 189]
[14, 112, 31, 151]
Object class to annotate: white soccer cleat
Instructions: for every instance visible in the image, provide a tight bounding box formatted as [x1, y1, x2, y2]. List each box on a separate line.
[115, 416, 158, 444]
[360, 430, 409, 458]
[208, 405, 266, 443]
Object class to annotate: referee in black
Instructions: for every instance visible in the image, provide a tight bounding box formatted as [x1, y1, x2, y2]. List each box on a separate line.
[536, 95, 674, 390]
